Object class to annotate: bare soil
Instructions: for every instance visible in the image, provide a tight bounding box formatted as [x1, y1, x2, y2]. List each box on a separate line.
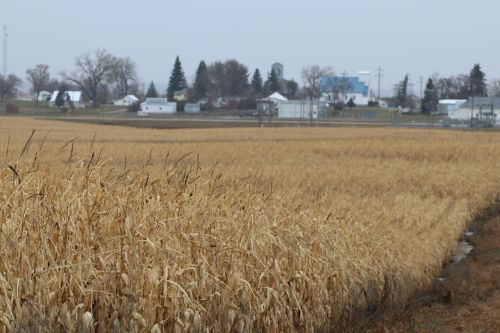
[369, 212, 500, 332]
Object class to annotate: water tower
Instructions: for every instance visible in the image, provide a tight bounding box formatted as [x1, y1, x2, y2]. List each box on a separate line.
[271, 63, 284, 80]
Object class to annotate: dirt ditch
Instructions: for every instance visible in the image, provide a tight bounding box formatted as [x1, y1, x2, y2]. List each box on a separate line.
[368, 208, 500, 332]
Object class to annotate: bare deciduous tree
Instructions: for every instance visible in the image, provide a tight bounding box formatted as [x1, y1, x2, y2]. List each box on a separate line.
[64, 49, 116, 107]
[107, 57, 137, 98]
[301, 65, 332, 99]
[489, 78, 500, 97]
[26, 64, 52, 105]
[0, 74, 22, 102]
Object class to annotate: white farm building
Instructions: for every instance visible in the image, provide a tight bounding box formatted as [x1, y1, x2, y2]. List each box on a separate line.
[320, 71, 372, 106]
[50, 91, 85, 108]
[438, 99, 467, 115]
[278, 100, 326, 119]
[446, 97, 500, 125]
[114, 95, 139, 106]
[259, 93, 326, 119]
[140, 98, 177, 113]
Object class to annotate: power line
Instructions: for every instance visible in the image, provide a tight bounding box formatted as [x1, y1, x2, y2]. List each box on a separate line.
[408, 83, 415, 112]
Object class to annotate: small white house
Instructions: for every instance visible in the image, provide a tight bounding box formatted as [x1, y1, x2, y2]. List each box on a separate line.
[36, 91, 52, 103]
[140, 98, 177, 113]
[50, 91, 85, 108]
[114, 95, 139, 106]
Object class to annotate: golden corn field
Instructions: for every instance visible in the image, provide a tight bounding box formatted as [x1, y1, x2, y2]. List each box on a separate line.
[1, 117, 500, 332]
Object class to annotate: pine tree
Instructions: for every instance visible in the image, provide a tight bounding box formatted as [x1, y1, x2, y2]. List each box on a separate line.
[421, 78, 438, 115]
[251, 69, 263, 96]
[267, 69, 281, 95]
[167, 56, 187, 101]
[146, 81, 159, 98]
[346, 97, 356, 110]
[286, 79, 298, 98]
[55, 90, 65, 108]
[397, 74, 409, 108]
[470, 64, 487, 96]
[193, 61, 208, 100]
[55, 82, 68, 108]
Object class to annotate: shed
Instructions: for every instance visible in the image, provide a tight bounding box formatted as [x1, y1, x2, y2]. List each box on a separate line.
[278, 100, 326, 119]
[439, 99, 467, 115]
[184, 103, 201, 113]
[140, 98, 177, 113]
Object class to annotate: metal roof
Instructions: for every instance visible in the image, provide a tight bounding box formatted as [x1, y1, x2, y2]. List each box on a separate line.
[125, 95, 139, 101]
[268, 92, 288, 101]
[143, 98, 170, 105]
[320, 76, 369, 97]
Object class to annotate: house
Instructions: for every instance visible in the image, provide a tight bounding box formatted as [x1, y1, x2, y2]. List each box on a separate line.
[140, 98, 177, 113]
[36, 91, 52, 103]
[50, 91, 85, 108]
[114, 95, 139, 106]
[174, 89, 188, 102]
[320, 71, 372, 106]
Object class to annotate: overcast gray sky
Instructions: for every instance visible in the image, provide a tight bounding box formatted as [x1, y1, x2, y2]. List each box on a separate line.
[1, 0, 499, 95]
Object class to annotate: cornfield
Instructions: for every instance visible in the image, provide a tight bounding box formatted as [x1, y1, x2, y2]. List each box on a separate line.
[1, 118, 500, 332]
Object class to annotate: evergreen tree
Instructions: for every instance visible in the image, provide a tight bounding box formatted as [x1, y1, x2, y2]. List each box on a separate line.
[193, 60, 208, 100]
[267, 69, 281, 94]
[167, 56, 187, 101]
[55, 90, 65, 108]
[146, 81, 159, 98]
[397, 74, 409, 108]
[54, 82, 69, 108]
[251, 69, 263, 96]
[346, 97, 356, 110]
[470, 64, 487, 96]
[286, 79, 298, 98]
[421, 78, 438, 115]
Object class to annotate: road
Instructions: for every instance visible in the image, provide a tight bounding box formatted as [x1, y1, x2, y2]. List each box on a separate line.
[30, 114, 449, 129]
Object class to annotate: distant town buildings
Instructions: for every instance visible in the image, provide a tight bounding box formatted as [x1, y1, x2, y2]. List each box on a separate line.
[320, 71, 372, 106]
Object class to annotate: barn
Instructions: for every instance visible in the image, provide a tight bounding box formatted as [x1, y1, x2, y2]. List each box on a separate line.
[140, 98, 177, 113]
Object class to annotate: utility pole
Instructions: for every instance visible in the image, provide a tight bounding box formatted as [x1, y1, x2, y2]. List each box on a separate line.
[392, 84, 400, 111]
[470, 78, 474, 128]
[341, 70, 348, 116]
[2, 26, 7, 76]
[376, 66, 383, 104]
[408, 82, 415, 112]
[419, 75, 424, 100]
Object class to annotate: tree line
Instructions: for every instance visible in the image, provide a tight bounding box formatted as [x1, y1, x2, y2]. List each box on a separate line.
[0, 50, 302, 109]
[396, 64, 491, 114]
[2, 49, 500, 114]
